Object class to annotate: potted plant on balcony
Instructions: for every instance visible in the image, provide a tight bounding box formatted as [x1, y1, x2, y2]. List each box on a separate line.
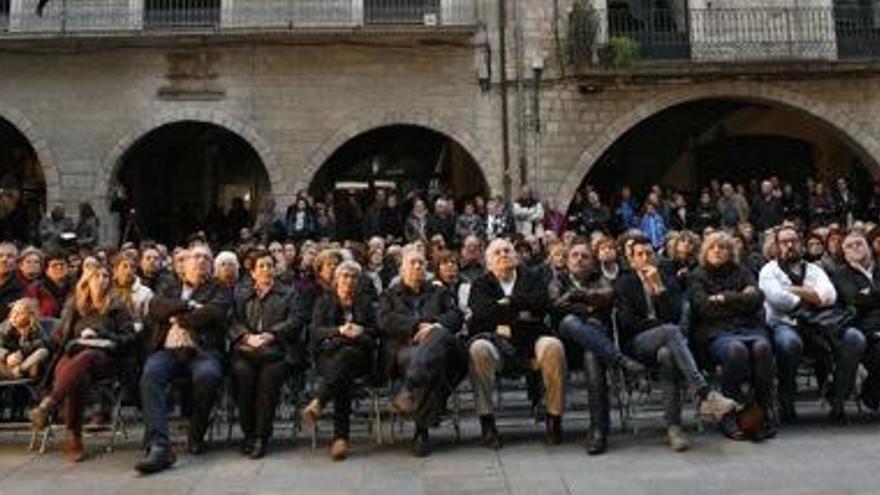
[608, 36, 639, 68]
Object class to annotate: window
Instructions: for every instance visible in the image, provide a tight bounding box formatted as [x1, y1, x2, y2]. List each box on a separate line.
[144, 0, 221, 29]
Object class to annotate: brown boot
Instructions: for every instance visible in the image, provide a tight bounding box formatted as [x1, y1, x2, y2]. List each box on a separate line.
[27, 397, 54, 431]
[329, 438, 349, 461]
[60, 433, 84, 462]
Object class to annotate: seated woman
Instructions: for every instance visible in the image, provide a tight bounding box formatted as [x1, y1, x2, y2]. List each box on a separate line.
[229, 250, 297, 459]
[690, 231, 775, 441]
[301, 260, 377, 461]
[28, 264, 135, 462]
[0, 298, 51, 380]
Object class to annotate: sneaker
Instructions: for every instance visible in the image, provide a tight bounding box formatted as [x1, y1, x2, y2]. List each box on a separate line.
[699, 391, 739, 423]
[330, 438, 349, 461]
[667, 425, 690, 452]
[300, 398, 321, 430]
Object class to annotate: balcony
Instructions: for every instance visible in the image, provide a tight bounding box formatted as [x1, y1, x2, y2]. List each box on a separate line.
[569, 5, 880, 71]
[0, 0, 477, 39]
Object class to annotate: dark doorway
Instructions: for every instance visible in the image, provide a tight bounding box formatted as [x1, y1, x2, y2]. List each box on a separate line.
[0, 118, 44, 244]
[114, 121, 269, 246]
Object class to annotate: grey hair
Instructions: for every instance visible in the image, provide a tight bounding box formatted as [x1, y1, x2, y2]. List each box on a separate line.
[485, 238, 516, 266]
[213, 251, 239, 274]
[334, 260, 362, 279]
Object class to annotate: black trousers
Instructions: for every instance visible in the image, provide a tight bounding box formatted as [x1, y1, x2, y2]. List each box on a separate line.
[316, 345, 371, 440]
[395, 326, 466, 429]
[230, 354, 290, 441]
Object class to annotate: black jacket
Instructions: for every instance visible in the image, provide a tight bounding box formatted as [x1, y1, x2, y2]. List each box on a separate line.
[548, 270, 613, 328]
[833, 262, 880, 335]
[379, 281, 462, 353]
[688, 263, 765, 349]
[468, 266, 549, 358]
[0, 274, 23, 322]
[311, 291, 378, 357]
[614, 268, 683, 350]
[230, 283, 300, 366]
[147, 279, 230, 354]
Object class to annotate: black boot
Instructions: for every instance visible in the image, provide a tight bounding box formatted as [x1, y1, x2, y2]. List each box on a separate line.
[135, 447, 176, 475]
[546, 414, 562, 446]
[249, 438, 267, 459]
[412, 427, 430, 457]
[240, 436, 255, 456]
[478, 415, 502, 449]
[187, 429, 207, 455]
[586, 429, 607, 456]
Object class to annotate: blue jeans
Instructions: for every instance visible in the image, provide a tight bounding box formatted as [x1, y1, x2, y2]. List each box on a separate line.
[141, 350, 224, 450]
[771, 324, 803, 408]
[631, 323, 707, 395]
[707, 331, 774, 405]
[558, 314, 620, 366]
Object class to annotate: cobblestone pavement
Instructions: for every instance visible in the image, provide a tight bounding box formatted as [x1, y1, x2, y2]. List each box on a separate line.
[0, 401, 877, 495]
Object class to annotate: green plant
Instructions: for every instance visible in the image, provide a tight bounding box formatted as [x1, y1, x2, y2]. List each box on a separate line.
[609, 36, 639, 68]
[568, 0, 600, 66]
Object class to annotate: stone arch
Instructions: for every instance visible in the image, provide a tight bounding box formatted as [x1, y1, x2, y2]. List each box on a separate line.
[302, 110, 498, 197]
[558, 82, 880, 208]
[97, 108, 281, 204]
[0, 100, 62, 207]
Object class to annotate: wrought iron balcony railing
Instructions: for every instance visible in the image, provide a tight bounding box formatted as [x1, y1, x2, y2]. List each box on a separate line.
[0, 0, 476, 37]
[569, 6, 880, 67]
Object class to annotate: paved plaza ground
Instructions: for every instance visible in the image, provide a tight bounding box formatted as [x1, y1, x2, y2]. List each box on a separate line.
[0, 401, 876, 495]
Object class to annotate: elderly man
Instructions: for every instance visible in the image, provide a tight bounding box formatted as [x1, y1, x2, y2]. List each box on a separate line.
[760, 225, 865, 424]
[379, 244, 466, 457]
[468, 238, 566, 447]
[832, 231, 880, 410]
[135, 246, 230, 475]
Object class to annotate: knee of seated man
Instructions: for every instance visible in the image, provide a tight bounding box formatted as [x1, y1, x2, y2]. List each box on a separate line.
[468, 339, 496, 363]
[842, 328, 867, 355]
[536, 337, 565, 362]
[656, 346, 675, 368]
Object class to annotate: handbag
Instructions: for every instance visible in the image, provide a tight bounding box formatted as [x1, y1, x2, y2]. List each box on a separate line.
[793, 306, 855, 341]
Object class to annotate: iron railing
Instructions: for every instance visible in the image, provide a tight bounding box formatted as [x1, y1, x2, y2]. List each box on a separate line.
[570, 6, 880, 66]
[0, 0, 476, 36]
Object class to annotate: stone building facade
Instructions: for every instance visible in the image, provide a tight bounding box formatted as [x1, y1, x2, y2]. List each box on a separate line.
[1, 0, 879, 242]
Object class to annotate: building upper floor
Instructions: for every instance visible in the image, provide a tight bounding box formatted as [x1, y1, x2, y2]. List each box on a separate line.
[0, 0, 478, 38]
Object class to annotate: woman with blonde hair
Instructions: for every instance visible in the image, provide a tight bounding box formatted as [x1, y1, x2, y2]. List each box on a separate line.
[689, 231, 775, 441]
[0, 298, 50, 379]
[28, 264, 135, 462]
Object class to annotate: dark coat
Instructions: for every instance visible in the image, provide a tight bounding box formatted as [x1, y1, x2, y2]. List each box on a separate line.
[613, 268, 683, 351]
[0, 274, 23, 322]
[467, 266, 549, 359]
[833, 262, 880, 335]
[53, 299, 136, 352]
[230, 282, 300, 367]
[379, 281, 462, 357]
[311, 290, 378, 358]
[548, 270, 614, 329]
[146, 279, 230, 355]
[688, 262, 766, 349]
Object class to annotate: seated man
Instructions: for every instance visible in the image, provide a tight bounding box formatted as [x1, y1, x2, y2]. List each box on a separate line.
[831, 231, 880, 411]
[760, 225, 865, 424]
[615, 236, 737, 451]
[135, 245, 230, 475]
[379, 245, 466, 457]
[468, 238, 566, 448]
[550, 237, 644, 455]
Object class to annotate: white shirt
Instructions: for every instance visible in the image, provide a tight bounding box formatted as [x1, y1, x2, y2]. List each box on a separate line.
[758, 259, 837, 327]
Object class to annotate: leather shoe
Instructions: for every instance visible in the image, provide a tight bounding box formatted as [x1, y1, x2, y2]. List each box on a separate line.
[479, 415, 502, 449]
[545, 414, 562, 446]
[330, 438, 350, 461]
[135, 447, 176, 475]
[586, 429, 607, 456]
[412, 428, 430, 458]
[249, 438, 267, 459]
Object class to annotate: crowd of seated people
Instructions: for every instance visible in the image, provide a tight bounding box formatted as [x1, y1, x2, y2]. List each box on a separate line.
[0, 175, 878, 475]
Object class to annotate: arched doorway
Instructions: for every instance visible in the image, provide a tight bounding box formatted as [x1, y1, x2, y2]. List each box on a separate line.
[575, 97, 877, 214]
[113, 121, 271, 246]
[0, 117, 45, 244]
[310, 124, 489, 202]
